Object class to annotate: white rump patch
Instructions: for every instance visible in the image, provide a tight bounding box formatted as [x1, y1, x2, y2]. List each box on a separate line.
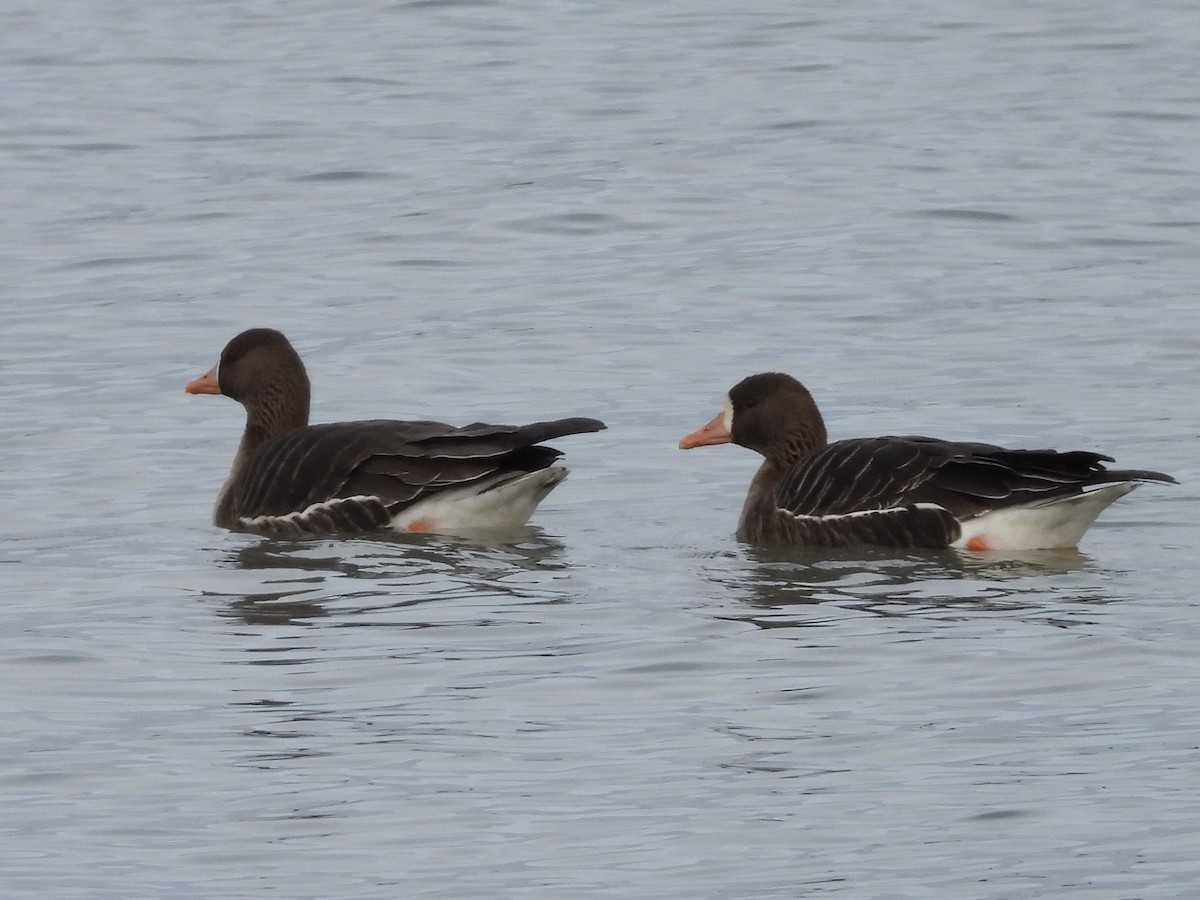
[951, 483, 1139, 551]
[389, 467, 569, 535]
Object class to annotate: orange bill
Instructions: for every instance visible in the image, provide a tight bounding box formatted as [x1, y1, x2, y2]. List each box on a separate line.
[185, 365, 221, 395]
[679, 411, 732, 449]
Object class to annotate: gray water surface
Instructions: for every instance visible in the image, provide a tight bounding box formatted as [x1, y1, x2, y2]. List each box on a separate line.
[2, 0, 1198, 896]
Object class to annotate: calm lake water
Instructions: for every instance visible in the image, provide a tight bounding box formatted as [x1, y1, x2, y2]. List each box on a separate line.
[2, 0, 1198, 896]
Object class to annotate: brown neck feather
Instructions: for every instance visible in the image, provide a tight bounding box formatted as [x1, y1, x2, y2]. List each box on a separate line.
[732, 379, 829, 535]
[241, 371, 310, 453]
[773, 420, 827, 469]
[214, 374, 309, 527]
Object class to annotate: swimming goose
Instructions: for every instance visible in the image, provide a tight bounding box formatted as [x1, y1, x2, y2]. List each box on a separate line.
[679, 372, 1174, 550]
[186, 328, 605, 536]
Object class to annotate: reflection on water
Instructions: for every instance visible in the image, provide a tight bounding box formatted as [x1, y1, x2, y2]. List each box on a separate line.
[704, 543, 1122, 628]
[209, 529, 570, 627]
[205, 530, 585, 767]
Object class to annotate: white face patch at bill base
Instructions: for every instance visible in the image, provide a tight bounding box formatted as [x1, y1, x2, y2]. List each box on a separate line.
[722, 397, 733, 433]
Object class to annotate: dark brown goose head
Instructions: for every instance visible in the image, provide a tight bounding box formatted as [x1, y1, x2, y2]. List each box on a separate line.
[679, 372, 828, 467]
[186, 328, 311, 447]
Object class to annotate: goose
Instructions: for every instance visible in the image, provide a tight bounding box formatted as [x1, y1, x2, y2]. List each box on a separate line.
[679, 372, 1174, 550]
[186, 328, 605, 536]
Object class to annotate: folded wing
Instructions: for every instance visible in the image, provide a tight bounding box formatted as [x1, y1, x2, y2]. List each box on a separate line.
[222, 417, 606, 530]
[762, 436, 1174, 549]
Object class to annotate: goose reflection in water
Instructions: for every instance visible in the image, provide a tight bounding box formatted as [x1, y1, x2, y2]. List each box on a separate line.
[704, 543, 1122, 628]
[208, 529, 570, 627]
